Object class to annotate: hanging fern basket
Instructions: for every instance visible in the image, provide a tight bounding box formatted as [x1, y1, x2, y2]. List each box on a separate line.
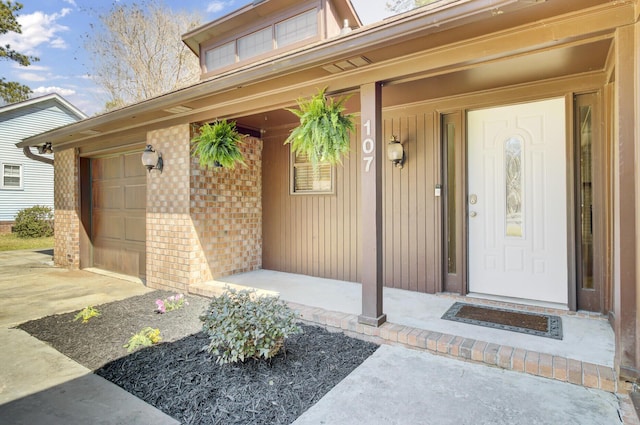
[191, 120, 246, 170]
[284, 88, 354, 168]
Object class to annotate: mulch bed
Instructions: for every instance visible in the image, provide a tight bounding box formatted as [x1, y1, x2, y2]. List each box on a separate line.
[17, 290, 379, 425]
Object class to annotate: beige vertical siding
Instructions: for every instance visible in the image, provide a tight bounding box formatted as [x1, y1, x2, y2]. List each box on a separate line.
[263, 106, 442, 293]
[382, 111, 440, 293]
[262, 126, 362, 283]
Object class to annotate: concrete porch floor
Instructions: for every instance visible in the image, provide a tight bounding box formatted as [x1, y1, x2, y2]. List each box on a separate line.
[190, 269, 617, 392]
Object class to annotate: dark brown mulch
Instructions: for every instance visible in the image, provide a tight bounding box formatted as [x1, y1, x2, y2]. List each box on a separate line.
[17, 290, 379, 425]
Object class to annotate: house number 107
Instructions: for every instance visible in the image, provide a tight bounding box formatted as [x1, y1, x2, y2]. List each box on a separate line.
[362, 119, 374, 172]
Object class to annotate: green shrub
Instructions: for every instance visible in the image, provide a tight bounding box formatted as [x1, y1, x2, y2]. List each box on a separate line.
[14, 205, 54, 238]
[200, 288, 302, 364]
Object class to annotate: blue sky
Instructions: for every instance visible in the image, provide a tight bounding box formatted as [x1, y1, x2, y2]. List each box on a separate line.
[0, 0, 395, 116]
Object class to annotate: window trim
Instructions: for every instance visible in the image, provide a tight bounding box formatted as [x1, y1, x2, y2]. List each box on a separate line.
[289, 149, 335, 195]
[1, 163, 23, 190]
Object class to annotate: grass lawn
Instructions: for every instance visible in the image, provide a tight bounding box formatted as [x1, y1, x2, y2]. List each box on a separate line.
[0, 233, 54, 251]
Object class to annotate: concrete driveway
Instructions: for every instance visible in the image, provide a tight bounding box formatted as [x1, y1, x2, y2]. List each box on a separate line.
[0, 249, 151, 328]
[0, 249, 178, 424]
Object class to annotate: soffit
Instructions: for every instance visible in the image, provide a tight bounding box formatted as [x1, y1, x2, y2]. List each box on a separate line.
[21, 0, 629, 153]
[236, 37, 612, 131]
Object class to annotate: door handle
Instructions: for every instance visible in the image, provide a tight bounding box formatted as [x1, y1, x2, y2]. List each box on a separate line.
[469, 194, 478, 205]
[470, 211, 478, 218]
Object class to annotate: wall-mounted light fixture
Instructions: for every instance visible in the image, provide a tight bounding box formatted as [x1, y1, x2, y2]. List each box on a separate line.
[387, 135, 405, 168]
[141, 144, 163, 173]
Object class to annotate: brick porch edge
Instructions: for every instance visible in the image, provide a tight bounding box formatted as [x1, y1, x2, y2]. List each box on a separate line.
[287, 301, 617, 393]
[188, 284, 616, 393]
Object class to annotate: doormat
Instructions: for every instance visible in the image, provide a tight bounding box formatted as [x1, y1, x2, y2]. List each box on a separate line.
[441, 302, 563, 340]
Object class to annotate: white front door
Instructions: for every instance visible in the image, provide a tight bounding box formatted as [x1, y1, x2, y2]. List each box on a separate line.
[467, 98, 568, 305]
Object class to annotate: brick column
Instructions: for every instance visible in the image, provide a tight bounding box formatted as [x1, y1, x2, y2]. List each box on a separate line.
[146, 124, 263, 292]
[53, 148, 80, 268]
[146, 124, 201, 292]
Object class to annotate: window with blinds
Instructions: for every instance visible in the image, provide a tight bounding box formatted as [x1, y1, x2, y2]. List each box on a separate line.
[291, 151, 333, 194]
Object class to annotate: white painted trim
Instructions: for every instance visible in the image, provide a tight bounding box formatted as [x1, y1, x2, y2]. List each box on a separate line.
[0, 162, 23, 190]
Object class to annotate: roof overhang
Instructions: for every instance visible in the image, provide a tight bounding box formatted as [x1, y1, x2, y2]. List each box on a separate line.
[19, 0, 630, 153]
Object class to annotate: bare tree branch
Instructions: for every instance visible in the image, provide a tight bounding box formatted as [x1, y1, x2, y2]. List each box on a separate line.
[83, 0, 201, 111]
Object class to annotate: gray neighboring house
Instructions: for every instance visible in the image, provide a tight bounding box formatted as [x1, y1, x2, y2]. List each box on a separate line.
[0, 94, 86, 233]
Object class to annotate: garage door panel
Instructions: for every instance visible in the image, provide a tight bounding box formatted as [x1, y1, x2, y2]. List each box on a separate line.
[124, 153, 147, 177]
[93, 212, 124, 240]
[93, 184, 123, 209]
[125, 217, 146, 242]
[124, 184, 146, 210]
[93, 156, 122, 180]
[92, 153, 146, 279]
[93, 242, 120, 272]
[121, 248, 144, 278]
[93, 241, 144, 278]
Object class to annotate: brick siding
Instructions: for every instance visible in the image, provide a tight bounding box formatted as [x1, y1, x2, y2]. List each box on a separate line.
[53, 148, 80, 268]
[0, 221, 13, 234]
[190, 134, 262, 280]
[145, 124, 262, 292]
[146, 124, 200, 292]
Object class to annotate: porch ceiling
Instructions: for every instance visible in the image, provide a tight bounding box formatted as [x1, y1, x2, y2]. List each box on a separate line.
[236, 36, 612, 132]
[19, 0, 626, 154]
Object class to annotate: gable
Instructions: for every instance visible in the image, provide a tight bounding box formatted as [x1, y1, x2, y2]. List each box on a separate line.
[0, 98, 84, 145]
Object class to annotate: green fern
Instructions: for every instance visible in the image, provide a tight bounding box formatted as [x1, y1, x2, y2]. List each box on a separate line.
[191, 120, 246, 169]
[285, 87, 354, 169]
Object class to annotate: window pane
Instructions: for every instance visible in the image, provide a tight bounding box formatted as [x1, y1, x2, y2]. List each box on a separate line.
[275, 9, 317, 48]
[578, 104, 594, 289]
[205, 42, 235, 71]
[3, 164, 21, 187]
[238, 27, 272, 60]
[445, 122, 456, 274]
[505, 137, 523, 237]
[292, 151, 332, 193]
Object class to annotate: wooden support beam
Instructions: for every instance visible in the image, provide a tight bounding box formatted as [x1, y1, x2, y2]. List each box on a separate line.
[359, 81, 386, 327]
[613, 23, 639, 381]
